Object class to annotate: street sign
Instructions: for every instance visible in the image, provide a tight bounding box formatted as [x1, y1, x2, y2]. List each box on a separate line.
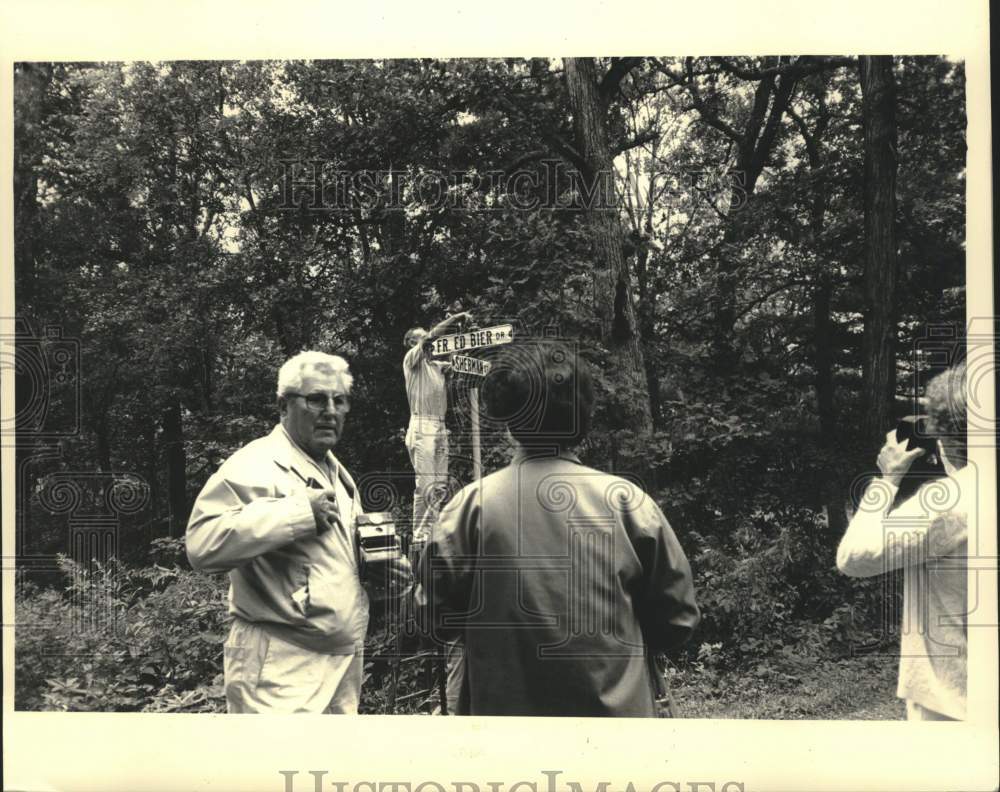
[451, 355, 492, 376]
[430, 324, 514, 357]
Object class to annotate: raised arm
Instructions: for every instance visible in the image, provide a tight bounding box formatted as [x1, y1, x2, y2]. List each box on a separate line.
[836, 430, 969, 578]
[836, 473, 969, 578]
[186, 465, 324, 573]
[428, 311, 473, 340]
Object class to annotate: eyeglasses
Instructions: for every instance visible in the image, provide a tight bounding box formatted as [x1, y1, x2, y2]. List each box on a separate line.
[285, 392, 351, 413]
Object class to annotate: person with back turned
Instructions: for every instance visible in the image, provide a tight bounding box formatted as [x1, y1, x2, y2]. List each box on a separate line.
[413, 339, 700, 715]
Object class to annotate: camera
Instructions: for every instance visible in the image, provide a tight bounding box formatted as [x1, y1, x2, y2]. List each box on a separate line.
[355, 512, 402, 590]
[893, 415, 945, 506]
[895, 415, 939, 455]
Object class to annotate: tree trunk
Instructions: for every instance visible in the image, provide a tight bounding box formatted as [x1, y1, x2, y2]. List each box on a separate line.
[95, 417, 112, 473]
[798, 92, 836, 444]
[201, 341, 214, 413]
[13, 62, 51, 296]
[563, 58, 654, 472]
[813, 278, 836, 441]
[162, 399, 188, 538]
[703, 60, 800, 371]
[858, 56, 898, 445]
[144, 419, 160, 547]
[635, 243, 662, 430]
[13, 64, 50, 442]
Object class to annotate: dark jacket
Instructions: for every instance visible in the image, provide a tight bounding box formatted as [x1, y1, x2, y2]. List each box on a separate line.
[415, 449, 699, 716]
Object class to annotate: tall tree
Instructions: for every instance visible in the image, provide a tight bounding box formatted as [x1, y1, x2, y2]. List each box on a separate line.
[563, 57, 654, 469]
[858, 56, 898, 444]
[787, 75, 836, 443]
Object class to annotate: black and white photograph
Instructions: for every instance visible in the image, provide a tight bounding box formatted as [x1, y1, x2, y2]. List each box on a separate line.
[2, 1, 997, 791]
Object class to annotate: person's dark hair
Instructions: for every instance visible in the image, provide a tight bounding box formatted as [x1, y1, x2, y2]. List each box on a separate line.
[482, 339, 594, 450]
[924, 360, 967, 468]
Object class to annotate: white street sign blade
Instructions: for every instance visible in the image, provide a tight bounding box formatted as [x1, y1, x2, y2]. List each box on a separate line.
[451, 355, 492, 376]
[430, 324, 514, 356]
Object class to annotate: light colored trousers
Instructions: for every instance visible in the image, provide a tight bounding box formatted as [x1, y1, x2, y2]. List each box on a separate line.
[906, 700, 958, 721]
[223, 617, 363, 714]
[445, 640, 464, 714]
[404, 415, 449, 543]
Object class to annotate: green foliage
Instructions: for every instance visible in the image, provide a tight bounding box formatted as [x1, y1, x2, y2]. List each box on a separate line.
[14, 57, 965, 708]
[16, 544, 437, 713]
[16, 553, 229, 712]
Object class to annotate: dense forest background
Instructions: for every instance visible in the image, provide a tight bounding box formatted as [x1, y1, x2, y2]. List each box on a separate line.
[13, 57, 966, 714]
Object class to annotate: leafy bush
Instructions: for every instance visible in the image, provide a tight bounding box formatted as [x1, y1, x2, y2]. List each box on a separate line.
[15, 524, 891, 712]
[16, 553, 229, 712]
[678, 500, 891, 666]
[16, 546, 435, 713]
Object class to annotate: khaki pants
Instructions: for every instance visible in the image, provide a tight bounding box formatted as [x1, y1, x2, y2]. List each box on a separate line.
[223, 617, 363, 714]
[906, 700, 958, 721]
[405, 415, 449, 543]
[444, 640, 464, 714]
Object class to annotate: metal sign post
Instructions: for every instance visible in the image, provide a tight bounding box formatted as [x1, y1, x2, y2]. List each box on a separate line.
[392, 328, 511, 714]
[471, 387, 482, 480]
[450, 354, 494, 481]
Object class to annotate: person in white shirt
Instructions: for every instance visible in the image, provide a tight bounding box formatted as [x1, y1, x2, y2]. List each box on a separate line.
[402, 311, 472, 544]
[837, 361, 969, 720]
[402, 311, 473, 714]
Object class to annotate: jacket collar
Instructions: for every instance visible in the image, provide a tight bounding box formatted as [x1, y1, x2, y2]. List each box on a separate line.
[269, 425, 356, 499]
[510, 446, 582, 466]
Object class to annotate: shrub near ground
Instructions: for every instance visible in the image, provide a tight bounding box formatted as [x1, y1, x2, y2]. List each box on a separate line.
[15, 539, 435, 713]
[16, 534, 899, 717]
[16, 540, 230, 713]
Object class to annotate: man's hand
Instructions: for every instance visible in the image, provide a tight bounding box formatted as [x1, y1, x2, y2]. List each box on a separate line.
[429, 311, 474, 340]
[365, 554, 414, 601]
[877, 429, 926, 488]
[306, 486, 342, 534]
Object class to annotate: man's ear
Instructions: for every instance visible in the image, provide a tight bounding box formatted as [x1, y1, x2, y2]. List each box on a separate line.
[277, 396, 287, 417]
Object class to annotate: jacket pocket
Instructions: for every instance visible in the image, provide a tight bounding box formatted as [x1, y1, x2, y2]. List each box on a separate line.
[223, 620, 270, 708]
[302, 559, 369, 643]
[290, 563, 311, 617]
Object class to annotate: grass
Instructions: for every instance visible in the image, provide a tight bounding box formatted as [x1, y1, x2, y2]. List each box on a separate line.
[669, 652, 903, 720]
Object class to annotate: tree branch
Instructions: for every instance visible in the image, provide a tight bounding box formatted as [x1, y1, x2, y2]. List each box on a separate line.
[503, 149, 548, 172]
[493, 93, 588, 172]
[683, 58, 742, 143]
[613, 127, 659, 156]
[749, 66, 799, 175]
[600, 57, 645, 101]
[714, 55, 854, 80]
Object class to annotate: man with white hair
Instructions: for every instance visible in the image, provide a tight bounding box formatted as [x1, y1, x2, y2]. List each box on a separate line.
[187, 351, 411, 713]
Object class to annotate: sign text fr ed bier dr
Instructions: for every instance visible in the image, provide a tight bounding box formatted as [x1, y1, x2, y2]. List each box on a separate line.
[430, 324, 514, 357]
